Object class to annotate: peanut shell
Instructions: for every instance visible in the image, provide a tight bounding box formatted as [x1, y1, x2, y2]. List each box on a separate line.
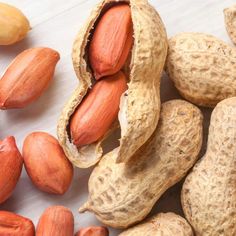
[57, 0, 168, 168]
[119, 212, 193, 236]
[166, 32, 236, 107]
[224, 5, 236, 45]
[79, 100, 203, 228]
[182, 97, 236, 236]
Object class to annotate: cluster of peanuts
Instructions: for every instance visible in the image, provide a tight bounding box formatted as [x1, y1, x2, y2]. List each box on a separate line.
[1, 1, 236, 236]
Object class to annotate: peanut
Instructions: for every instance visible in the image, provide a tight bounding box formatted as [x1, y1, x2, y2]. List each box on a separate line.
[0, 211, 35, 236]
[0, 47, 60, 109]
[75, 226, 109, 236]
[58, 0, 168, 168]
[166, 32, 236, 107]
[89, 4, 133, 80]
[224, 5, 236, 45]
[36, 206, 74, 236]
[182, 97, 236, 236]
[79, 100, 203, 228]
[23, 132, 73, 195]
[70, 71, 127, 147]
[0, 136, 23, 204]
[0, 3, 30, 45]
[119, 213, 193, 236]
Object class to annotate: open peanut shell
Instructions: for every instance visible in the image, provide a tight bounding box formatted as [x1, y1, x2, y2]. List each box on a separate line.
[57, 0, 168, 168]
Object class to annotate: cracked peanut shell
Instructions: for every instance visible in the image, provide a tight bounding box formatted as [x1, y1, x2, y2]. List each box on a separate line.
[57, 0, 168, 168]
[166, 32, 236, 107]
[79, 99, 203, 228]
[182, 97, 236, 236]
[119, 212, 193, 236]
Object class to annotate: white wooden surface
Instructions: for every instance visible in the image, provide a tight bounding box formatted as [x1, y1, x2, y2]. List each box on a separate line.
[0, 0, 235, 235]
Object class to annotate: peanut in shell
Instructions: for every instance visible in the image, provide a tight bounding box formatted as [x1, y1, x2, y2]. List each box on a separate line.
[57, 0, 168, 168]
[182, 97, 236, 236]
[79, 100, 203, 228]
[119, 212, 193, 236]
[166, 32, 236, 107]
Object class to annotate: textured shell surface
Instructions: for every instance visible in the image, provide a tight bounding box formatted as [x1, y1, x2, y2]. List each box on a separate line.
[79, 99, 203, 228]
[166, 32, 236, 107]
[224, 5, 236, 45]
[182, 97, 236, 236]
[119, 212, 193, 236]
[57, 0, 168, 168]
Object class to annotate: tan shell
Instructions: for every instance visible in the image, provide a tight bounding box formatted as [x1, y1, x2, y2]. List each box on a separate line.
[182, 97, 236, 236]
[166, 32, 236, 107]
[119, 212, 193, 236]
[79, 99, 203, 228]
[57, 0, 168, 168]
[224, 5, 236, 45]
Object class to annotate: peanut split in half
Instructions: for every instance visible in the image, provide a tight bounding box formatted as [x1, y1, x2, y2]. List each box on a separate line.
[58, 0, 167, 167]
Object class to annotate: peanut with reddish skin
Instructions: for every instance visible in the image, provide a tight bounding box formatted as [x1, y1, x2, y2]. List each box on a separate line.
[23, 132, 73, 195]
[0, 136, 23, 204]
[0, 211, 35, 236]
[0, 47, 60, 109]
[70, 71, 127, 147]
[36, 206, 74, 236]
[76, 226, 109, 236]
[58, 0, 168, 168]
[89, 4, 133, 80]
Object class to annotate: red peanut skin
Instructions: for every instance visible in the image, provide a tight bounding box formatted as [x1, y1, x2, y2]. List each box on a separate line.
[0, 211, 35, 236]
[89, 4, 133, 80]
[36, 206, 74, 236]
[75, 226, 109, 236]
[0, 47, 60, 109]
[23, 132, 73, 195]
[0, 136, 23, 204]
[70, 71, 127, 147]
